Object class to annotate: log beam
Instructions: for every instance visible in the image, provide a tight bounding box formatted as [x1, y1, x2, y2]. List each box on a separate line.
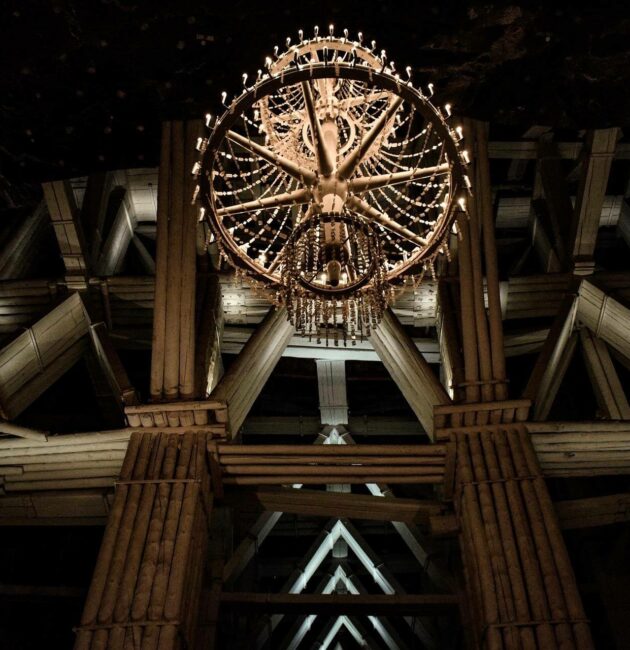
[369, 308, 450, 438]
[570, 128, 620, 274]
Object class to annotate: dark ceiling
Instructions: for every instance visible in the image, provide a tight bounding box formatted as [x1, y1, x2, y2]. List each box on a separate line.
[1, 1, 630, 187]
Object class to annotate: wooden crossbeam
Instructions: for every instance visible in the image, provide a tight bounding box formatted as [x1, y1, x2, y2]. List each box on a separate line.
[555, 493, 630, 529]
[223, 487, 444, 525]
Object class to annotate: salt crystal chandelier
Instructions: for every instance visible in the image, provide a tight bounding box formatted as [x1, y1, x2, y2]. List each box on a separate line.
[196, 26, 470, 343]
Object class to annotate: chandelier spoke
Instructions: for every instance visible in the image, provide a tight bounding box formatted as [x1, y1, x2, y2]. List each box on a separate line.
[227, 130, 317, 185]
[199, 30, 467, 342]
[301, 81, 336, 176]
[336, 96, 404, 181]
[348, 163, 450, 193]
[346, 195, 428, 248]
[215, 188, 311, 217]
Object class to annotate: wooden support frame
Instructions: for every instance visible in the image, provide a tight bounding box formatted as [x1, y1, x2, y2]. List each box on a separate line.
[369, 307, 450, 438]
[570, 128, 620, 274]
[523, 292, 578, 420]
[579, 327, 630, 419]
[43, 180, 90, 285]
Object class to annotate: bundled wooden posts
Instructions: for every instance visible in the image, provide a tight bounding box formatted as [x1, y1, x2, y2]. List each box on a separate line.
[74, 431, 212, 650]
[453, 424, 594, 650]
[150, 120, 203, 402]
[215, 443, 447, 485]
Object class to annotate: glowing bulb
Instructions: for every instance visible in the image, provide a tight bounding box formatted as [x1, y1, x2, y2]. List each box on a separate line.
[298, 29, 304, 42]
[221, 91, 227, 104]
[427, 82, 434, 97]
[455, 125, 463, 140]
[457, 196, 466, 211]
[314, 25, 319, 37]
[444, 103, 452, 116]
[205, 113, 212, 127]
[329, 24, 334, 36]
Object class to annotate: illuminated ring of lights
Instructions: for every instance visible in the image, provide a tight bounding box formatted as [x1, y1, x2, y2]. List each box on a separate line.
[198, 62, 468, 293]
[287, 212, 381, 298]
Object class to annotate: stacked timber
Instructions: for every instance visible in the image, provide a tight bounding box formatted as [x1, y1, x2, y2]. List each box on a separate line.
[125, 399, 227, 431]
[0, 429, 130, 493]
[0, 292, 90, 419]
[74, 431, 211, 650]
[454, 424, 594, 650]
[528, 421, 630, 476]
[216, 443, 447, 485]
[0, 280, 59, 336]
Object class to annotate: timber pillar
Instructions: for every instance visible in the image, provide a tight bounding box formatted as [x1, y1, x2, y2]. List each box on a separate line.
[436, 403, 594, 650]
[74, 431, 212, 650]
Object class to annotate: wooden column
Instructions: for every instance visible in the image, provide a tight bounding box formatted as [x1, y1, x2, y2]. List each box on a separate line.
[444, 417, 594, 650]
[150, 120, 202, 401]
[74, 431, 211, 650]
[369, 307, 449, 438]
[211, 306, 294, 438]
[451, 122, 593, 649]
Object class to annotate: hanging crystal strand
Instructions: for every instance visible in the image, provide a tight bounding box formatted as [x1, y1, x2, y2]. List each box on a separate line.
[333, 299, 339, 347]
[316, 297, 322, 345]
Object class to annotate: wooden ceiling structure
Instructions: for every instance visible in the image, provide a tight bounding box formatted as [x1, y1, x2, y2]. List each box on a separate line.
[0, 117, 629, 649]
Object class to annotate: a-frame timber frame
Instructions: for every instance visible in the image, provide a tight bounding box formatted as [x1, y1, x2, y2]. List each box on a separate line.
[1, 117, 630, 648]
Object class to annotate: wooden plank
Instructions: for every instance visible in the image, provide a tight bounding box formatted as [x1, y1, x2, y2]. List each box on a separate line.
[580, 328, 630, 419]
[224, 487, 444, 525]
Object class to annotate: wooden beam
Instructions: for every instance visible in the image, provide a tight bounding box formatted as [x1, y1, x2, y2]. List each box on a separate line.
[211, 306, 294, 437]
[577, 279, 630, 360]
[87, 322, 138, 408]
[528, 421, 630, 477]
[225, 487, 444, 525]
[570, 128, 620, 273]
[555, 493, 630, 530]
[43, 180, 90, 285]
[523, 293, 578, 420]
[129, 234, 156, 274]
[369, 308, 450, 438]
[0, 202, 50, 280]
[316, 360, 348, 426]
[580, 327, 630, 419]
[0, 293, 90, 419]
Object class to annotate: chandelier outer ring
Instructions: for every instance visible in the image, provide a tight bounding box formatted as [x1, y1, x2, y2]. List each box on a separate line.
[198, 61, 468, 292]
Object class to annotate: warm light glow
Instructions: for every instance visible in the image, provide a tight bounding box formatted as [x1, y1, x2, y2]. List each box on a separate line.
[197, 30, 468, 343]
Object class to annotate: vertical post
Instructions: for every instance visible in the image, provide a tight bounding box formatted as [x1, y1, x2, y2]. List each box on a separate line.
[150, 120, 208, 402]
[74, 432, 212, 650]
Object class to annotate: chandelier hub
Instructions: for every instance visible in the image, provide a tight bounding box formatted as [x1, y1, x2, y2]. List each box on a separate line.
[197, 31, 469, 343]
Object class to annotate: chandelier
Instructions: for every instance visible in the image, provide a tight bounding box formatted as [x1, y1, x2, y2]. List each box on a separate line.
[196, 27, 469, 343]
